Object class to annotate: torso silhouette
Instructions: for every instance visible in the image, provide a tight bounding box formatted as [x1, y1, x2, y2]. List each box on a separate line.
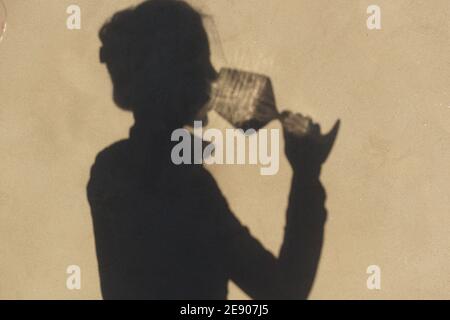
[88, 124, 327, 300]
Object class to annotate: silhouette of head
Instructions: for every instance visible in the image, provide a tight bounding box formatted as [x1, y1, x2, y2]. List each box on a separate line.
[99, 0, 217, 129]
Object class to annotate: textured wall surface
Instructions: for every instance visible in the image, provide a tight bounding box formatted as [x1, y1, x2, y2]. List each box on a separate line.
[0, 0, 449, 299]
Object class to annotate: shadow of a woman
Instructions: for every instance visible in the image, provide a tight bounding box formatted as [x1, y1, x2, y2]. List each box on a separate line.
[87, 0, 336, 300]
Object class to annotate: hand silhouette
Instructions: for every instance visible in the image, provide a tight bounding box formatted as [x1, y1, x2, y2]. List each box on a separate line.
[280, 111, 340, 176]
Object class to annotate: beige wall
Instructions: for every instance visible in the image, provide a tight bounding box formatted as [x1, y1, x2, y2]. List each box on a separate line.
[0, 0, 449, 299]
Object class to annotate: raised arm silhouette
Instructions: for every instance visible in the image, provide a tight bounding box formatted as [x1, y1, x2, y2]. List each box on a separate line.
[87, 0, 336, 300]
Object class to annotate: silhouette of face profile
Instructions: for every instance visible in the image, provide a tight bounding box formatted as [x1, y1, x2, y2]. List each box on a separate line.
[99, 0, 218, 129]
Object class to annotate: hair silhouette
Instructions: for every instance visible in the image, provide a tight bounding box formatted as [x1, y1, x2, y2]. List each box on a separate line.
[88, 0, 330, 300]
